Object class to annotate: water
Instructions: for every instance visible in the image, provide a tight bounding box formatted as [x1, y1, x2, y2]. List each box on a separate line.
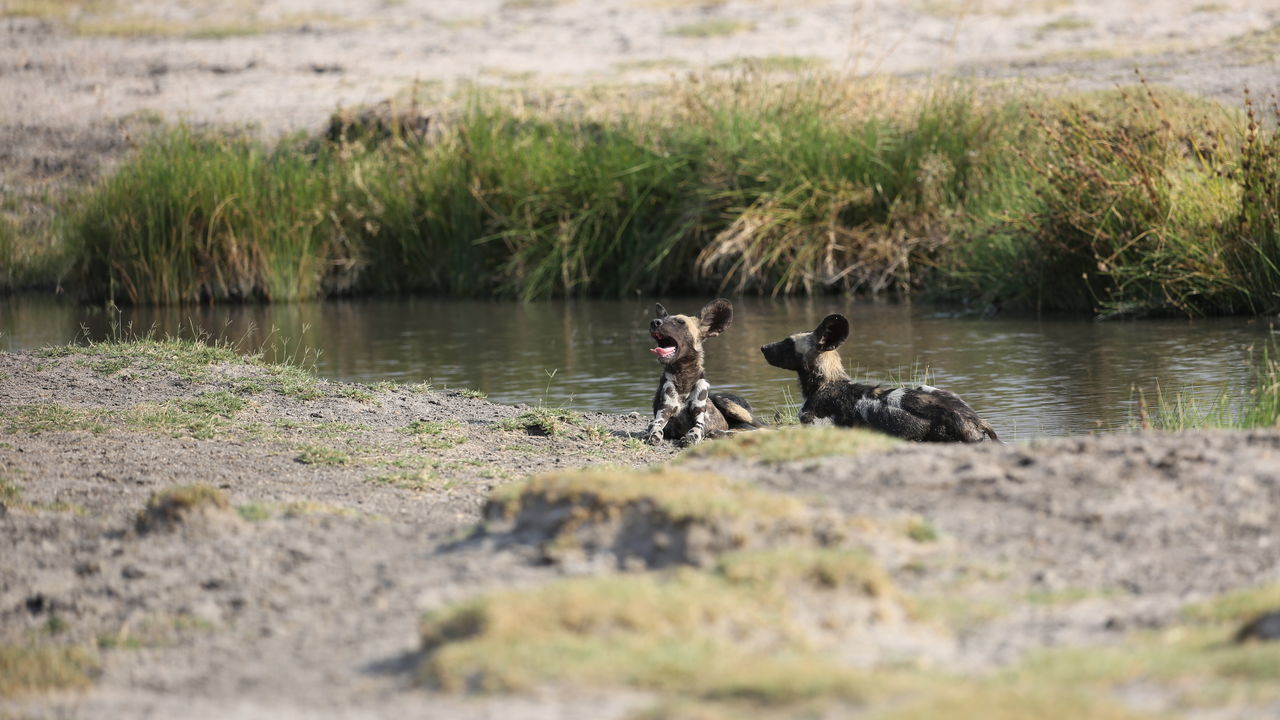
[2, 295, 1275, 439]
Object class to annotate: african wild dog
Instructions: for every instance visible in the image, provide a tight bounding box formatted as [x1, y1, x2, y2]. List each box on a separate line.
[760, 314, 998, 443]
[645, 299, 757, 447]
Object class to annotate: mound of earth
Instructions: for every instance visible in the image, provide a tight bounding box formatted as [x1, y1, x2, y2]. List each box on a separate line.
[480, 466, 847, 570]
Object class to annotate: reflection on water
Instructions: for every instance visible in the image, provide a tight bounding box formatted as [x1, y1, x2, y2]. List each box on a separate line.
[2, 295, 1275, 439]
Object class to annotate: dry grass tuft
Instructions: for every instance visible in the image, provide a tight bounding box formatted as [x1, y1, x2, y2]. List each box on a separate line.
[679, 426, 899, 463]
[0, 643, 98, 698]
[418, 549, 897, 701]
[136, 483, 236, 533]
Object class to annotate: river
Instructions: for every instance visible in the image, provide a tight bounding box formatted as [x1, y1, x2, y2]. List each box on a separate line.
[3, 295, 1274, 439]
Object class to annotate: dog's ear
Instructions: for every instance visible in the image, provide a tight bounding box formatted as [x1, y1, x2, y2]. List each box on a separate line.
[654, 303, 669, 319]
[814, 314, 849, 351]
[697, 298, 733, 338]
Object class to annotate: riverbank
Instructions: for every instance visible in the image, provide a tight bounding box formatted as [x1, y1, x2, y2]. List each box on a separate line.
[2, 340, 1278, 718]
[5, 1, 1280, 315]
[10, 79, 1280, 317]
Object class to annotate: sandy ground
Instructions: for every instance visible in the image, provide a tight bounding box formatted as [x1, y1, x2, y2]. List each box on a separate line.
[0, 346, 670, 718]
[2, 0, 1279, 211]
[2, 348, 1278, 718]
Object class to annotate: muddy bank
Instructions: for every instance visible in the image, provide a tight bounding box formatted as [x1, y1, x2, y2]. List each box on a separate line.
[2, 343, 1279, 718]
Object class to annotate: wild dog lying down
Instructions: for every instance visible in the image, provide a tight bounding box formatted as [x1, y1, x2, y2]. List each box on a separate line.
[645, 299, 757, 446]
[760, 314, 998, 443]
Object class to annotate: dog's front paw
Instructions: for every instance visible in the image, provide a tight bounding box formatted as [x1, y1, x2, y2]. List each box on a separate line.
[677, 429, 704, 448]
[645, 431, 665, 446]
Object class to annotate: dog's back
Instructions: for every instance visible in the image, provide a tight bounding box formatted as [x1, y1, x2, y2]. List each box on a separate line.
[760, 314, 997, 443]
[850, 384, 998, 442]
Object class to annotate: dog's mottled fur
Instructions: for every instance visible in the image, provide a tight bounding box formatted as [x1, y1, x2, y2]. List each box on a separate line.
[645, 299, 756, 446]
[761, 314, 998, 443]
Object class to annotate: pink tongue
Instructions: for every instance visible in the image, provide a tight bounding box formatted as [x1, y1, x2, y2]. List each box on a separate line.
[650, 346, 675, 358]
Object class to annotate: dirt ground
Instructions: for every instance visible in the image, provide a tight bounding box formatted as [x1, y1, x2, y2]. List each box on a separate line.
[2, 345, 1278, 718]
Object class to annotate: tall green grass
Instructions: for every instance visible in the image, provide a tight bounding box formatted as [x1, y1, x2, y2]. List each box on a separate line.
[943, 80, 1280, 316]
[69, 129, 345, 304]
[0, 215, 16, 292]
[1, 212, 70, 293]
[46, 75, 1280, 313]
[62, 80, 1030, 304]
[339, 105, 704, 299]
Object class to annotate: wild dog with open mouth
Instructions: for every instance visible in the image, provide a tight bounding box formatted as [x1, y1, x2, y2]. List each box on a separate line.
[760, 314, 998, 442]
[645, 299, 757, 447]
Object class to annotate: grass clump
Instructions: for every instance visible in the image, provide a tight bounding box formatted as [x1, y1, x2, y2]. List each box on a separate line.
[177, 391, 245, 417]
[295, 444, 351, 466]
[123, 402, 229, 439]
[871, 684, 1154, 720]
[715, 547, 896, 596]
[0, 643, 99, 698]
[5, 398, 241, 441]
[0, 212, 68, 292]
[417, 564, 878, 702]
[680, 426, 899, 463]
[1182, 583, 1280, 625]
[489, 466, 806, 525]
[903, 516, 939, 543]
[1131, 342, 1280, 430]
[236, 503, 272, 522]
[1243, 340, 1280, 429]
[496, 406, 581, 436]
[0, 476, 22, 505]
[5, 404, 107, 435]
[1006, 625, 1280, 712]
[485, 467, 828, 568]
[39, 337, 243, 381]
[136, 484, 235, 533]
[68, 127, 345, 304]
[335, 386, 376, 403]
[877, 588, 1280, 717]
[944, 82, 1280, 316]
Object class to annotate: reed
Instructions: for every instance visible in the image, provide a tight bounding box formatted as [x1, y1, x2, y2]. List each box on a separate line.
[1135, 343, 1280, 430]
[68, 128, 348, 304]
[1242, 343, 1280, 428]
[336, 102, 703, 299]
[47, 74, 1280, 314]
[0, 215, 15, 292]
[1, 213, 70, 293]
[942, 80, 1280, 317]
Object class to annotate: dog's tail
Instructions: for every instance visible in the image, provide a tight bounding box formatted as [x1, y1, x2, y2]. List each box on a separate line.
[711, 393, 759, 430]
[980, 419, 1001, 443]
